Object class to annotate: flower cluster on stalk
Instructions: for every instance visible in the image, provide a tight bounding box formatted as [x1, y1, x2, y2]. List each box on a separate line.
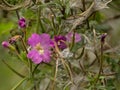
[2, 22, 81, 64]
[27, 32, 81, 64]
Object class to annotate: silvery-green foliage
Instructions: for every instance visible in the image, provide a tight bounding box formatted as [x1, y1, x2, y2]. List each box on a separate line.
[94, 0, 112, 10]
[60, 48, 73, 58]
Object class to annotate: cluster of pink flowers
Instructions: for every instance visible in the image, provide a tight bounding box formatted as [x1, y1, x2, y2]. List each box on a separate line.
[2, 18, 82, 64]
[27, 32, 81, 64]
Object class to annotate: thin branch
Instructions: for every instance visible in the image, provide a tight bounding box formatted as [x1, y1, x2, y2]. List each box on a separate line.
[51, 58, 59, 90]
[2, 60, 25, 78]
[0, 0, 31, 11]
[69, 0, 112, 31]
[1, 0, 13, 7]
[70, 2, 95, 31]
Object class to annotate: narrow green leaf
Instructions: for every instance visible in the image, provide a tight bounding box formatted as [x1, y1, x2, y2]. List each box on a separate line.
[11, 78, 27, 90]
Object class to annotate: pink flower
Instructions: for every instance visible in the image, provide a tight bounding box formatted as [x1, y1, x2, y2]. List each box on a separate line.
[54, 35, 67, 50]
[66, 32, 81, 43]
[27, 33, 52, 64]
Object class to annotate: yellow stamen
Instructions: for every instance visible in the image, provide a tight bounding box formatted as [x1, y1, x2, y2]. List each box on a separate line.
[35, 43, 44, 54]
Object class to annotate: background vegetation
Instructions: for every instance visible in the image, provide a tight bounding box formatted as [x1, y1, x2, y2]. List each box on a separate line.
[0, 0, 120, 90]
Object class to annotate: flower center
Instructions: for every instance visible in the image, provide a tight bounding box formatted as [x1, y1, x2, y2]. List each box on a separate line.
[35, 43, 44, 54]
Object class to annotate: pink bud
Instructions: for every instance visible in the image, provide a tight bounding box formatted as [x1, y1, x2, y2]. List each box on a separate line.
[2, 41, 9, 48]
[18, 18, 26, 28]
[101, 33, 107, 43]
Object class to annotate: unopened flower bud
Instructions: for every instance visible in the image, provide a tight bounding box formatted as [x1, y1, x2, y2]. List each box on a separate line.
[101, 33, 107, 43]
[2, 41, 15, 51]
[2, 41, 9, 48]
[18, 18, 26, 28]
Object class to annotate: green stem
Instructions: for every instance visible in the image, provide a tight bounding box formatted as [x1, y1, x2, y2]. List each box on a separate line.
[51, 16, 57, 35]
[15, 50, 27, 64]
[61, 59, 74, 84]
[81, 0, 86, 11]
[52, 58, 59, 90]
[16, 10, 20, 20]
[11, 78, 27, 90]
[29, 60, 33, 79]
[32, 64, 40, 77]
[79, 60, 86, 74]
[76, 47, 85, 59]
[36, 7, 40, 33]
[36, 7, 45, 33]
[94, 42, 104, 84]
[39, 18, 45, 33]
[70, 31, 75, 51]
[49, 7, 56, 18]
[81, 0, 90, 28]
[57, 26, 61, 35]
[23, 29, 27, 43]
[21, 38, 28, 54]
[2, 60, 25, 78]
